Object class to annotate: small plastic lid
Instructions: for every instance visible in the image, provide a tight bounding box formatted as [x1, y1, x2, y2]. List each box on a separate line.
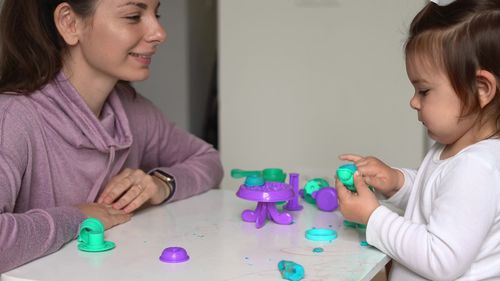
[305, 228, 337, 241]
[159, 247, 190, 263]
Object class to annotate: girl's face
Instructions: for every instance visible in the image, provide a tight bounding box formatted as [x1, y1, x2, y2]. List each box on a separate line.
[74, 0, 166, 83]
[406, 55, 477, 151]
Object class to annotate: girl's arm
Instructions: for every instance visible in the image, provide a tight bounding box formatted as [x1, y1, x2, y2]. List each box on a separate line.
[367, 153, 498, 280]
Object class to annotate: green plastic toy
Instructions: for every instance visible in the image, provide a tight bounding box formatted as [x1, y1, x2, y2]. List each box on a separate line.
[302, 178, 330, 204]
[231, 168, 287, 183]
[336, 163, 357, 192]
[78, 218, 115, 252]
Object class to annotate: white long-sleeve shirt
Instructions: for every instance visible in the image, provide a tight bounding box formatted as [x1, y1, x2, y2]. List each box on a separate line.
[367, 140, 500, 281]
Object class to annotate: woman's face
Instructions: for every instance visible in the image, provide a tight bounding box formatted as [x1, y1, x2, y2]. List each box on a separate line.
[72, 0, 167, 83]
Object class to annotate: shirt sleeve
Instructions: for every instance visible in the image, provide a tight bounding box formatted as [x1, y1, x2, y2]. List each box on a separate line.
[366, 153, 498, 280]
[130, 93, 224, 202]
[0, 101, 85, 273]
[378, 168, 417, 212]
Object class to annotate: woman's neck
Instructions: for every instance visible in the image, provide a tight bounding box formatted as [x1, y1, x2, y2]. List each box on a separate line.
[62, 63, 117, 118]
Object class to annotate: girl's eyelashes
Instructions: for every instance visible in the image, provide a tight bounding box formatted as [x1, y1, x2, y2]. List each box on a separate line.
[419, 89, 430, 96]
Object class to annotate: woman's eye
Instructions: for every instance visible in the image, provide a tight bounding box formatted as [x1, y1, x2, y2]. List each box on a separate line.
[125, 15, 141, 22]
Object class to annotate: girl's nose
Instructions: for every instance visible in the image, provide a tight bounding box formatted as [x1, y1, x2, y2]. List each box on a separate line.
[409, 94, 420, 110]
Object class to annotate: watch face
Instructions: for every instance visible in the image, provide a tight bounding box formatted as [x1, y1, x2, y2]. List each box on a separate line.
[154, 171, 175, 185]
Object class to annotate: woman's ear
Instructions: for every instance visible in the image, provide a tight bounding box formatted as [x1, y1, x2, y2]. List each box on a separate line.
[53, 3, 81, 46]
[476, 70, 497, 108]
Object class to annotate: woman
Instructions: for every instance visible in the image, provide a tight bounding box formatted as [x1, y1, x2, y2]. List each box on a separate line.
[0, 0, 223, 273]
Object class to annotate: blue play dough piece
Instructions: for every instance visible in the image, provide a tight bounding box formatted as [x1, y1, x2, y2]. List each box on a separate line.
[312, 247, 324, 253]
[278, 260, 305, 281]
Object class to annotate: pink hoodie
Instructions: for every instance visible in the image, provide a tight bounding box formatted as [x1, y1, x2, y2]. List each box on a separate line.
[0, 72, 223, 272]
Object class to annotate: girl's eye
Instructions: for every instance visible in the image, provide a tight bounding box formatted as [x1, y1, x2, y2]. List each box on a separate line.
[419, 89, 430, 96]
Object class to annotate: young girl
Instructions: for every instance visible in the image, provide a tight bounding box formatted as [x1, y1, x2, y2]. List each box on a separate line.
[0, 0, 223, 273]
[336, 0, 500, 280]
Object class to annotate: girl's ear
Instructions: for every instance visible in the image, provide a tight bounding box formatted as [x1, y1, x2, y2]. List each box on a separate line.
[476, 70, 497, 108]
[53, 3, 81, 46]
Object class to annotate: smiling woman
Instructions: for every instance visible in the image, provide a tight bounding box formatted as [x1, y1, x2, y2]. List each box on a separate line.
[0, 0, 223, 273]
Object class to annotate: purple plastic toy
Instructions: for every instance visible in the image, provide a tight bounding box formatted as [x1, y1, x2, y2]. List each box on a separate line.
[159, 247, 190, 263]
[284, 173, 303, 211]
[236, 181, 295, 228]
[312, 187, 338, 212]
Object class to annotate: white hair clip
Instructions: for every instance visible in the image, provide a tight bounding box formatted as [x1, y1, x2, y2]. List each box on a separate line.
[430, 0, 455, 6]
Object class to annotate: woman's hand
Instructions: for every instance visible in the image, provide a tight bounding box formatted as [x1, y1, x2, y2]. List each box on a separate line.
[339, 154, 404, 198]
[97, 168, 171, 213]
[336, 171, 379, 225]
[77, 203, 132, 230]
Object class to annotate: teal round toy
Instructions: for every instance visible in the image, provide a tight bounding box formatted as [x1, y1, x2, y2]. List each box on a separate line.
[305, 228, 337, 241]
[244, 175, 265, 187]
[336, 163, 357, 192]
[78, 218, 115, 252]
[262, 168, 287, 183]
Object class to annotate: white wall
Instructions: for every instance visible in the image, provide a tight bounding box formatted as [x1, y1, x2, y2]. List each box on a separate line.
[219, 0, 427, 190]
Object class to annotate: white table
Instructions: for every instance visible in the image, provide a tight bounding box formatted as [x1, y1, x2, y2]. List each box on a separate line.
[2, 190, 389, 281]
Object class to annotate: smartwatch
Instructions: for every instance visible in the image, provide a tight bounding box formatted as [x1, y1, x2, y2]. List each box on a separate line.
[150, 170, 176, 201]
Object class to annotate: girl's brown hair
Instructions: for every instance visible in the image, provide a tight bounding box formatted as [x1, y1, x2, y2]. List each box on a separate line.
[0, 0, 96, 94]
[405, 0, 500, 137]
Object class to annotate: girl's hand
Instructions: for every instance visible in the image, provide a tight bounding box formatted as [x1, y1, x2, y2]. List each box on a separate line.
[339, 154, 404, 198]
[336, 171, 379, 225]
[77, 203, 132, 230]
[97, 168, 171, 213]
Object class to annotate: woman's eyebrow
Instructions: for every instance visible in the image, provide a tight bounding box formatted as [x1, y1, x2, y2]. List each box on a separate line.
[119, 2, 148, 10]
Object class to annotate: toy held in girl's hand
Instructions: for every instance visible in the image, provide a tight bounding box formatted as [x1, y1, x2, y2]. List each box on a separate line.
[336, 163, 358, 192]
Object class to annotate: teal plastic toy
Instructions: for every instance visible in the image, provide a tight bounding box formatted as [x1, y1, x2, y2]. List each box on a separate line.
[305, 228, 337, 241]
[231, 168, 287, 183]
[337, 164, 369, 229]
[278, 260, 305, 281]
[302, 178, 330, 204]
[336, 163, 357, 192]
[78, 218, 115, 252]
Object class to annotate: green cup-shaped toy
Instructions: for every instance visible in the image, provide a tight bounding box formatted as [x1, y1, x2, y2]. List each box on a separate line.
[78, 218, 115, 252]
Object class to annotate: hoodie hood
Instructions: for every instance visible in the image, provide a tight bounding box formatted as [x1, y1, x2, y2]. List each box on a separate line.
[31, 71, 134, 201]
[34, 72, 133, 153]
